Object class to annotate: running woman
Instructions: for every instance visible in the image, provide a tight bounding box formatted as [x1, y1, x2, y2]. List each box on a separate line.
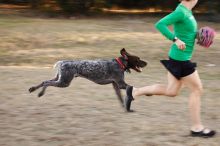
[125, 0, 216, 138]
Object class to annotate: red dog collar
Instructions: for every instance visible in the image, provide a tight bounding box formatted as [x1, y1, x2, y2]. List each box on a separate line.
[115, 57, 126, 70]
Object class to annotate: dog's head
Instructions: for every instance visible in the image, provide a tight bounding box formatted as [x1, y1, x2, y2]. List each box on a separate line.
[120, 48, 147, 72]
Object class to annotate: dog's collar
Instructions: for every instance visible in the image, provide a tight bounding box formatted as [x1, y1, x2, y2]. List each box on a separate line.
[115, 57, 126, 70]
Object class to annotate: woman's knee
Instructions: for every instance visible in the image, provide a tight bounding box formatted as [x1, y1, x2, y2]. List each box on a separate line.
[165, 90, 179, 97]
[192, 86, 203, 95]
[165, 85, 181, 97]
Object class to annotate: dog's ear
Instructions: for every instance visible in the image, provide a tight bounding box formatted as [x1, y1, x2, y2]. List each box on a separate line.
[120, 48, 128, 60]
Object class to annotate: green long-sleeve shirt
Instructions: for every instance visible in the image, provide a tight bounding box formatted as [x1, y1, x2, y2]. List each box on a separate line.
[155, 4, 198, 61]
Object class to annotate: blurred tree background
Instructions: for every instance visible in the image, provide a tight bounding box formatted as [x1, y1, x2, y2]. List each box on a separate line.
[0, 0, 220, 14]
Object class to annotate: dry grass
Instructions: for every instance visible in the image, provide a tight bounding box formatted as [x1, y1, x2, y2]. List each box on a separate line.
[0, 12, 220, 67]
[0, 10, 220, 146]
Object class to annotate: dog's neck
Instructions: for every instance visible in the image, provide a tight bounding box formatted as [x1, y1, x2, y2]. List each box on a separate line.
[115, 57, 128, 72]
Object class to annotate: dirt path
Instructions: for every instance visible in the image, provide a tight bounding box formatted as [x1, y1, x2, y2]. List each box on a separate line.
[0, 66, 219, 146]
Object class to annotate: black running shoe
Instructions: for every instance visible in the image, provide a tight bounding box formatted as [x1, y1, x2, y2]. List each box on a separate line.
[190, 128, 216, 138]
[124, 86, 134, 112]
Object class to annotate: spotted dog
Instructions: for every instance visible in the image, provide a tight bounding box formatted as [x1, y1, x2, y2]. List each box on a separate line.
[29, 48, 147, 107]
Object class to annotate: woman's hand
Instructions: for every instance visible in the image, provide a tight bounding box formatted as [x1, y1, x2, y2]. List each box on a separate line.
[175, 39, 186, 50]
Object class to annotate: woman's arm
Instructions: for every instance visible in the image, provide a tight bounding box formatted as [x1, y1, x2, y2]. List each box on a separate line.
[155, 9, 185, 41]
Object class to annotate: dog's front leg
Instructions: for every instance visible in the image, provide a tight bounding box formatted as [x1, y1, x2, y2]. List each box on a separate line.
[112, 82, 124, 106]
[117, 80, 128, 89]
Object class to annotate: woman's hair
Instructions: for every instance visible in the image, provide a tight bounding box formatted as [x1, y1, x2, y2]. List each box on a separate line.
[179, 0, 192, 1]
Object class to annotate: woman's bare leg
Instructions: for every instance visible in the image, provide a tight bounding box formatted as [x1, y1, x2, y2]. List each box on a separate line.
[133, 72, 182, 98]
[181, 70, 204, 131]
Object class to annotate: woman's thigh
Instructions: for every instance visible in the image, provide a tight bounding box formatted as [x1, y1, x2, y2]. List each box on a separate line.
[181, 70, 203, 92]
[166, 72, 182, 94]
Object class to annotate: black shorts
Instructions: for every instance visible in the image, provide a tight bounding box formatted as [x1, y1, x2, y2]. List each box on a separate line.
[160, 57, 197, 80]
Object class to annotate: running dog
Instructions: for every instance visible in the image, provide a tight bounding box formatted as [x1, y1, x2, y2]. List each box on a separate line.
[29, 48, 147, 107]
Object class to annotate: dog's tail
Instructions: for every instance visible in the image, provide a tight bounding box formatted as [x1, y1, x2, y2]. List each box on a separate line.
[53, 61, 63, 75]
[53, 61, 62, 69]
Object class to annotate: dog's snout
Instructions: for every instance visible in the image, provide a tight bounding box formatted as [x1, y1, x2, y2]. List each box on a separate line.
[140, 60, 147, 67]
[144, 61, 147, 65]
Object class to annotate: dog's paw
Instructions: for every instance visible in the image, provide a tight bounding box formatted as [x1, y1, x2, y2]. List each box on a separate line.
[38, 92, 44, 97]
[126, 109, 135, 113]
[29, 87, 36, 93]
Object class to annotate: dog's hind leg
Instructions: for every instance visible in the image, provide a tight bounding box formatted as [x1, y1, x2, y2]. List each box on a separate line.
[38, 86, 47, 97]
[112, 82, 124, 106]
[37, 73, 74, 97]
[29, 74, 59, 93]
